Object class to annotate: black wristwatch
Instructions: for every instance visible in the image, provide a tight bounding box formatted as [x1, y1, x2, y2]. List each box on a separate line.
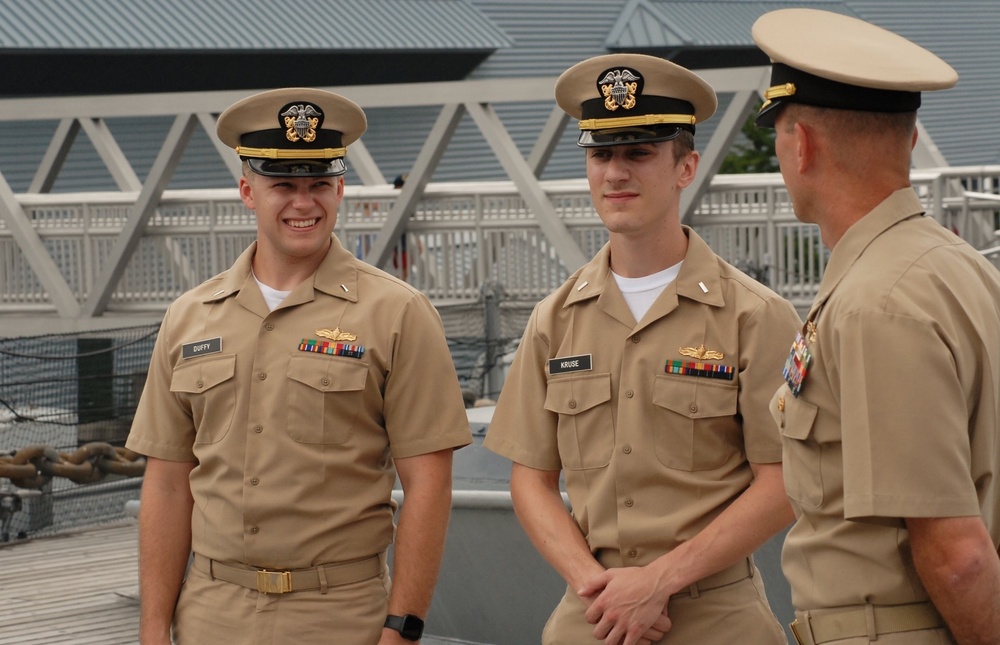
[384, 614, 424, 641]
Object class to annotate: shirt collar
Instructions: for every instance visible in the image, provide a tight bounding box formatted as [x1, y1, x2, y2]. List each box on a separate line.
[563, 226, 727, 309]
[201, 236, 360, 306]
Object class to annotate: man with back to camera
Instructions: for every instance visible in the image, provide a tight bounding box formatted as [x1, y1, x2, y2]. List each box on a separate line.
[483, 53, 802, 645]
[753, 8, 1000, 645]
[126, 87, 471, 644]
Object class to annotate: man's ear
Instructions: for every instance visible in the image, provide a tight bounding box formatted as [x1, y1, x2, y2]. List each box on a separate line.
[677, 150, 700, 189]
[794, 122, 815, 174]
[239, 176, 255, 210]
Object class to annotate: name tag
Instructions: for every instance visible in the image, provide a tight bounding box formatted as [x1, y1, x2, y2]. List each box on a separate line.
[548, 354, 592, 375]
[182, 337, 222, 359]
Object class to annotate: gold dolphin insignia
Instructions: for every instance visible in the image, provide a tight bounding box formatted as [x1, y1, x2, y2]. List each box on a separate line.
[316, 327, 357, 342]
[678, 344, 724, 360]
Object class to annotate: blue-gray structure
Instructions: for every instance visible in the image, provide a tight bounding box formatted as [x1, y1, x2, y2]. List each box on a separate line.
[0, 0, 996, 188]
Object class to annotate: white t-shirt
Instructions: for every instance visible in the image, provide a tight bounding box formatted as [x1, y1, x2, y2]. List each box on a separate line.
[612, 261, 683, 322]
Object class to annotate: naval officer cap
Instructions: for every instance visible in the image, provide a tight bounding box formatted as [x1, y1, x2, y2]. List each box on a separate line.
[555, 53, 717, 147]
[217, 87, 367, 177]
[752, 8, 958, 128]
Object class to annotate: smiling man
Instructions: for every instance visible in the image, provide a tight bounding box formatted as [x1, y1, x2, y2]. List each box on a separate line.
[126, 88, 471, 645]
[484, 54, 801, 645]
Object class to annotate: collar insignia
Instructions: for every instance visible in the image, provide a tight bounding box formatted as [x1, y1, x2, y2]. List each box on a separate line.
[316, 327, 357, 342]
[281, 103, 321, 143]
[679, 344, 724, 360]
[599, 68, 640, 112]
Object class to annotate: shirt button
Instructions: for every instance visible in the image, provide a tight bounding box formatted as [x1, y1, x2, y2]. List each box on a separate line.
[254, 425, 263, 434]
[250, 526, 260, 534]
[250, 477, 259, 486]
[627, 548, 638, 558]
[196, 379, 204, 389]
[625, 389, 634, 398]
[631, 335, 640, 344]
[265, 323, 274, 331]
[689, 403, 698, 413]
[321, 377, 331, 386]
[258, 372, 267, 381]
[568, 400, 577, 409]
[623, 445, 632, 454]
[625, 498, 634, 507]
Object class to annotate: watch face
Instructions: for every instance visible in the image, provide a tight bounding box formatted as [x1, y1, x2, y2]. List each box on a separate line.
[400, 615, 424, 640]
[385, 614, 424, 641]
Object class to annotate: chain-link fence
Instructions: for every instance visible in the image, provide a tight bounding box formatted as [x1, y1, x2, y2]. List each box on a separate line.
[0, 288, 536, 541]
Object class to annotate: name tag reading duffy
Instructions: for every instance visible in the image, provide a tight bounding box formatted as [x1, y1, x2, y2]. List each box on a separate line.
[182, 337, 223, 359]
[548, 354, 593, 375]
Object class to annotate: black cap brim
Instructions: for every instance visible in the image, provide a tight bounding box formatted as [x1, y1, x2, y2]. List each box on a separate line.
[246, 157, 347, 177]
[577, 124, 688, 147]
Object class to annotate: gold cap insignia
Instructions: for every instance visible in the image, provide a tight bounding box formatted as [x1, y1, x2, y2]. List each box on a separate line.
[679, 344, 724, 360]
[599, 68, 640, 112]
[316, 327, 357, 342]
[281, 103, 321, 143]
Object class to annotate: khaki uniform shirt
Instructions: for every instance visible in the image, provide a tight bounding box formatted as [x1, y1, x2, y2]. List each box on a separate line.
[127, 237, 471, 569]
[771, 188, 1000, 610]
[485, 228, 801, 564]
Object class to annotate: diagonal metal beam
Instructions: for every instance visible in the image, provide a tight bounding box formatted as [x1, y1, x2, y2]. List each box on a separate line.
[527, 106, 571, 177]
[681, 90, 759, 223]
[197, 112, 243, 182]
[347, 140, 386, 186]
[0, 170, 80, 316]
[465, 101, 587, 272]
[29, 118, 81, 193]
[365, 103, 466, 269]
[83, 114, 198, 317]
[78, 118, 142, 191]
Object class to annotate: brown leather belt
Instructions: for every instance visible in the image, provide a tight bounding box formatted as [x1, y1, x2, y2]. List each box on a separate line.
[790, 602, 945, 645]
[193, 552, 384, 594]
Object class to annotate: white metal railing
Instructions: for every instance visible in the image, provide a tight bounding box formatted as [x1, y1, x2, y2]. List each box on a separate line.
[1, 168, 998, 316]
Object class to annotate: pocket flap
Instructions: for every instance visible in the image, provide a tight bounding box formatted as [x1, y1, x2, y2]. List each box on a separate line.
[779, 394, 819, 440]
[170, 354, 236, 394]
[652, 375, 737, 419]
[544, 373, 611, 415]
[287, 354, 368, 393]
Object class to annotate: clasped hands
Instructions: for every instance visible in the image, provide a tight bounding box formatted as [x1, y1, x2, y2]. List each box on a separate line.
[579, 566, 673, 645]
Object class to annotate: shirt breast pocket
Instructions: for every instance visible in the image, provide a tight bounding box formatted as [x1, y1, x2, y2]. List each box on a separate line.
[651, 375, 740, 471]
[544, 373, 613, 470]
[170, 354, 237, 445]
[770, 387, 823, 508]
[286, 354, 368, 444]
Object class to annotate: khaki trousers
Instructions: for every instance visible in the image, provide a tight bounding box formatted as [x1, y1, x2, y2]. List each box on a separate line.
[173, 557, 391, 644]
[542, 569, 786, 645]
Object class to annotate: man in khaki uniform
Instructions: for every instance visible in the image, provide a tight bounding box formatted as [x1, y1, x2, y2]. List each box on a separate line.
[755, 9, 1000, 645]
[484, 53, 801, 645]
[126, 88, 471, 645]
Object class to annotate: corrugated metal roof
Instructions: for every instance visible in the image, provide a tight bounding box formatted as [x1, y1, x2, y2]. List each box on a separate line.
[846, 0, 1000, 166]
[0, 0, 512, 51]
[607, 0, 856, 48]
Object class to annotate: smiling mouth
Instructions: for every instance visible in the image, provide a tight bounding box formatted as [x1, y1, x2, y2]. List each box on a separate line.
[288, 218, 318, 228]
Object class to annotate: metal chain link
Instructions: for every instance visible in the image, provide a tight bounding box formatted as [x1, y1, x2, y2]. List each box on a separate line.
[0, 443, 145, 489]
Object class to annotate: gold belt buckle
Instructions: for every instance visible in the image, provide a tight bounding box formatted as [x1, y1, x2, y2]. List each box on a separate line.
[256, 569, 292, 594]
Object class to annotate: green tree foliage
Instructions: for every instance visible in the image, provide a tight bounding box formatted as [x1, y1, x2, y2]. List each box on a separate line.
[719, 107, 778, 174]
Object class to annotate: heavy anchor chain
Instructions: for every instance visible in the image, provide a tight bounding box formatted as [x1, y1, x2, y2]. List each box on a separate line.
[0, 443, 146, 489]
